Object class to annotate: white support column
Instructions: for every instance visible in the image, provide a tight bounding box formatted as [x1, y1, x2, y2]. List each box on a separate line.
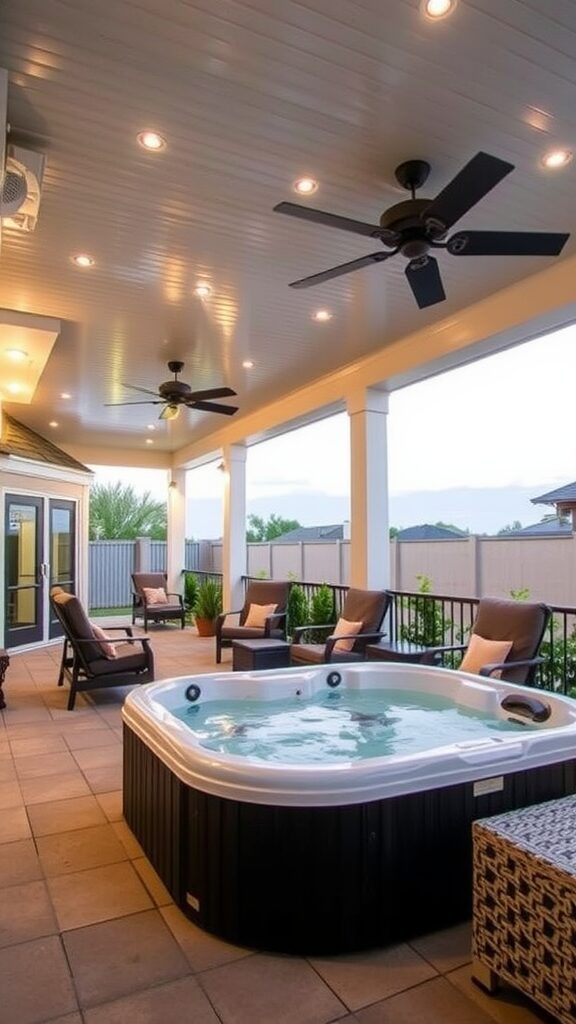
[346, 388, 390, 590]
[222, 444, 247, 611]
[166, 468, 187, 594]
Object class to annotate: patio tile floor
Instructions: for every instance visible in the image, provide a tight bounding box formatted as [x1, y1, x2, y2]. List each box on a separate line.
[0, 623, 553, 1023]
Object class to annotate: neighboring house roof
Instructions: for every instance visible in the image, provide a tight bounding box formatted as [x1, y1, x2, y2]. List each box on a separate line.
[274, 524, 344, 542]
[506, 518, 572, 536]
[0, 413, 91, 473]
[395, 524, 467, 541]
[532, 482, 576, 506]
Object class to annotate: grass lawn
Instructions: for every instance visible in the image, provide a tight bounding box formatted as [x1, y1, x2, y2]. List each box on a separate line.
[89, 606, 131, 617]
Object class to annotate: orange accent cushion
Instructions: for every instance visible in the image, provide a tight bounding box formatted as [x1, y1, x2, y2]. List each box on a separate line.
[91, 623, 118, 659]
[332, 617, 363, 652]
[244, 603, 278, 628]
[460, 634, 513, 678]
[142, 586, 168, 606]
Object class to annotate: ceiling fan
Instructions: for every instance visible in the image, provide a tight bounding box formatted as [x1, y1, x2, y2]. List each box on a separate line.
[274, 152, 570, 309]
[105, 361, 238, 420]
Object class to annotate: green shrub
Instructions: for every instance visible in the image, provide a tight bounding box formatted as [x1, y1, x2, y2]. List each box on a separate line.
[183, 572, 200, 619]
[287, 584, 309, 638]
[399, 574, 453, 648]
[308, 583, 336, 643]
[194, 578, 222, 621]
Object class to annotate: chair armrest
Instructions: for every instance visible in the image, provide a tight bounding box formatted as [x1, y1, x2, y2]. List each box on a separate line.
[100, 626, 134, 636]
[263, 611, 287, 636]
[419, 643, 467, 665]
[215, 610, 243, 631]
[325, 630, 386, 660]
[166, 592, 184, 607]
[292, 623, 336, 643]
[479, 656, 544, 678]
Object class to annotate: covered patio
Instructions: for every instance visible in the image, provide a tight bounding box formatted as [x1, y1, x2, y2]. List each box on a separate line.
[0, 623, 551, 1024]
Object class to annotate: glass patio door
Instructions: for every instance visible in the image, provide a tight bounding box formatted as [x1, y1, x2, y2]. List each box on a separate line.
[5, 495, 44, 647]
[49, 500, 76, 639]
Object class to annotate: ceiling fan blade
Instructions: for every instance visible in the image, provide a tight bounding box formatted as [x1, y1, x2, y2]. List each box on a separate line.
[422, 152, 515, 234]
[274, 201, 395, 241]
[187, 400, 238, 415]
[405, 256, 446, 309]
[289, 251, 395, 289]
[187, 386, 237, 401]
[447, 230, 570, 257]
[103, 400, 162, 407]
[121, 384, 161, 397]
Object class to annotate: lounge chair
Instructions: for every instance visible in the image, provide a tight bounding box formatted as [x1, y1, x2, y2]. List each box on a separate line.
[290, 588, 391, 664]
[131, 572, 185, 630]
[215, 580, 291, 663]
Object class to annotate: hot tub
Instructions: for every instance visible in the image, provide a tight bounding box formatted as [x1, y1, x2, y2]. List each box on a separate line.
[122, 663, 576, 953]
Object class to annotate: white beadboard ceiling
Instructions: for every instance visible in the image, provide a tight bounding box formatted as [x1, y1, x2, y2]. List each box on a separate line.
[0, 0, 575, 453]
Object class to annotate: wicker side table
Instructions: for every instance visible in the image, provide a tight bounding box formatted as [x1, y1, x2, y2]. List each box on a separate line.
[473, 795, 576, 1023]
[0, 649, 9, 709]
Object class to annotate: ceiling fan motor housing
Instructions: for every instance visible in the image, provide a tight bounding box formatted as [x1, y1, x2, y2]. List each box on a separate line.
[158, 379, 191, 401]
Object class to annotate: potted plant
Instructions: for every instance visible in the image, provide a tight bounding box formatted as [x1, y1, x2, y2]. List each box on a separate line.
[193, 577, 223, 637]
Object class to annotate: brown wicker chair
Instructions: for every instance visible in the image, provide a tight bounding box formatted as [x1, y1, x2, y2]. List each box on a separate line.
[421, 596, 551, 685]
[131, 572, 185, 630]
[50, 588, 154, 710]
[290, 588, 391, 665]
[215, 580, 291, 663]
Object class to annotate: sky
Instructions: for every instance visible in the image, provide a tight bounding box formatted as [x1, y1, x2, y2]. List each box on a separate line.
[91, 322, 576, 536]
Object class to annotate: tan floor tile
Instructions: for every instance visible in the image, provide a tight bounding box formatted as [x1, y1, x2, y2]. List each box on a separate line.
[160, 904, 253, 972]
[0, 838, 43, 888]
[72, 743, 122, 770]
[111, 819, 144, 858]
[64, 727, 119, 751]
[83, 975, 219, 1023]
[37, 822, 129, 877]
[0, 935, 78, 1024]
[95, 790, 123, 821]
[132, 857, 173, 906]
[14, 749, 78, 779]
[0, 759, 17, 782]
[410, 921, 472, 973]
[309, 943, 438, 1011]
[82, 763, 123, 793]
[447, 966, 552, 1023]
[201, 953, 346, 1024]
[28, 794, 108, 837]
[356, 976, 495, 1024]
[40, 1015, 83, 1024]
[64, 909, 190, 1008]
[0, 779, 23, 808]
[20, 770, 92, 806]
[10, 734, 68, 757]
[48, 860, 153, 930]
[2, 705, 53, 724]
[0, 805, 31, 843]
[0, 879, 58, 948]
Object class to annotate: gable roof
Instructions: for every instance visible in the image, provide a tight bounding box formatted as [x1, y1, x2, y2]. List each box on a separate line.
[504, 517, 572, 536]
[395, 524, 467, 541]
[274, 524, 344, 543]
[532, 482, 576, 506]
[0, 414, 91, 474]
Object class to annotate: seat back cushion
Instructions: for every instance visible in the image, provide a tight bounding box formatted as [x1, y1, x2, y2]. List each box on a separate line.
[132, 573, 167, 597]
[52, 592, 103, 663]
[241, 581, 291, 622]
[473, 598, 550, 662]
[340, 589, 390, 648]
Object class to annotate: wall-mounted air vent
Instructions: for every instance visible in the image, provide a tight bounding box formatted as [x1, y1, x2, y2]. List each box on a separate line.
[1, 144, 46, 232]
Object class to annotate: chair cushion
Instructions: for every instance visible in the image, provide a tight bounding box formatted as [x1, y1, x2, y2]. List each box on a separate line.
[243, 581, 290, 615]
[460, 634, 513, 677]
[332, 618, 363, 652]
[89, 646, 149, 676]
[221, 625, 267, 640]
[290, 643, 364, 665]
[341, 590, 390, 645]
[145, 603, 182, 615]
[244, 603, 277, 628]
[90, 623, 118, 660]
[143, 586, 168, 605]
[52, 592, 103, 663]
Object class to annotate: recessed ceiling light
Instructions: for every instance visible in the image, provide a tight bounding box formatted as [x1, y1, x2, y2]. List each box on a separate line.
[60, 392, 71, 400]
[194, 283, 212, 299]
[293, 177, 319, 195]
[542, 148, 573, 169]
[72, 254, 95, 268]
[145, 438, 154, 444]
[6, 382, 22, 394]
[147, 424, 156, 431]
[49, 420, 59, 428]
[5, 348, 28, 362]
[313, 309, 333, 322]
[422, 0, 457, 19]
[242, 360, 254, 369]
[137, 130, 167, 152]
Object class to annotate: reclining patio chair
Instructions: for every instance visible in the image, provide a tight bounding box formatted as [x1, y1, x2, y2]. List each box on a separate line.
[215, 580, 291, 663]
[421, 596, 551, 684]
[290, 588, 391, 665]
[50, 588, 154, 710]
[131, 572, 185, 631]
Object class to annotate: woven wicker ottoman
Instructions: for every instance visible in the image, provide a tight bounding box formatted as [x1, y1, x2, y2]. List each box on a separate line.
[472, 795, 576, 1023]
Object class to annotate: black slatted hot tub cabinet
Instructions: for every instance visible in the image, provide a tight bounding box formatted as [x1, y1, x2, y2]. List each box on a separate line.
[123, 723, 576, 955]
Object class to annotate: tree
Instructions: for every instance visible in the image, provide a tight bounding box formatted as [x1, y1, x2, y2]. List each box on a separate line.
[246, 513, 302, 542]
[89, 482, 167, 540]
[497, 520, 523, 535]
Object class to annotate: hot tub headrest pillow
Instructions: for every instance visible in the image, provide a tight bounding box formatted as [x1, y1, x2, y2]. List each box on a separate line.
[460, 634, 513, 678]
[244, 603, 278, 628]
